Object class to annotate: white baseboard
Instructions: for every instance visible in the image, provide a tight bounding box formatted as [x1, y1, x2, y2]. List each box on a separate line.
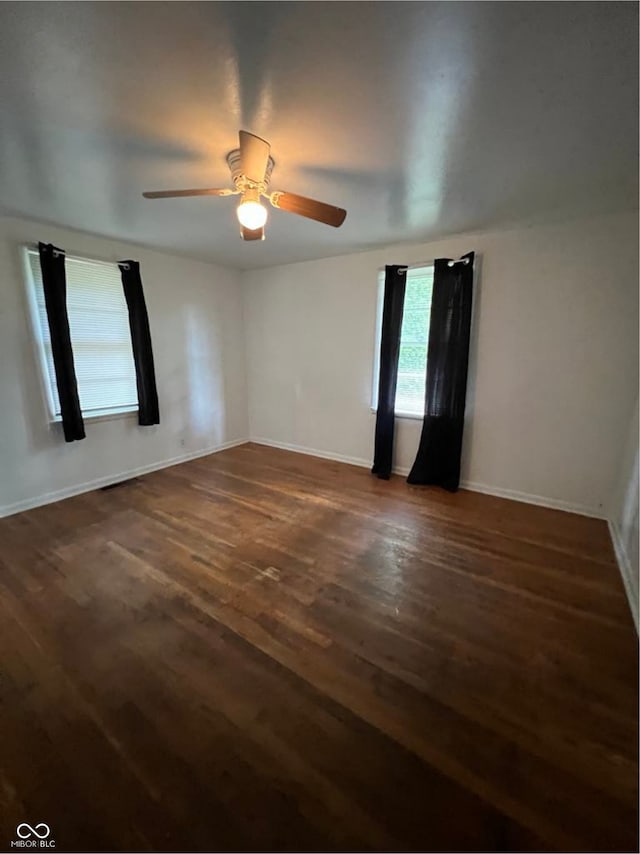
[608, 519, 639, 633]
[2, 431, 606, 525]
[249, 436, 604, 519]
[460, 480, 603, 519]
[250, 437, 373, 472]
[0, 438, 249, 518]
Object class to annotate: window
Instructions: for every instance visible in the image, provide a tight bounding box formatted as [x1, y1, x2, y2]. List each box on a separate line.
[372, 264, 434, 418]
[24, 248, 138, 421]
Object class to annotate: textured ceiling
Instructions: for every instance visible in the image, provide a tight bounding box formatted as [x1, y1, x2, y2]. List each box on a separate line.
[0, 1, 637, 269]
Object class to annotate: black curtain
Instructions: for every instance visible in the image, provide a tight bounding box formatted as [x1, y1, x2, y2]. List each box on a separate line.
[407, 251, 474, 491]
[119, 260, 160, 426]
[38, 242, 85, 442]
[372, 265, 407, 479]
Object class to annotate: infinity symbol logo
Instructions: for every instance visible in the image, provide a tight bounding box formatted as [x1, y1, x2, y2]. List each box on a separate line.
[17, 824, 50, 840]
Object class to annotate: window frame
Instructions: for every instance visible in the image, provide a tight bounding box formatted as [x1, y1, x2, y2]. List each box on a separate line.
[371, 263, 434, 421]
[22, 245, 139, 425]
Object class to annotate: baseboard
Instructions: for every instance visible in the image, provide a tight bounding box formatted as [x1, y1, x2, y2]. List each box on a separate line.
[608, 519, 639, 633]
[460, 480, 603, 519]
[4, 431, 606, 526]
[250, 437, 604, 519]
[0, 438, 249, 518]
[250, 437, 373, 472]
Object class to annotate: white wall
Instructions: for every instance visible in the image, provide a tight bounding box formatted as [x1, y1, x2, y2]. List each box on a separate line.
[2, 210, 637, 524]
[0, 215, 248, 515]
[609, 397, 639, 629]
[242, 210, 638, 517]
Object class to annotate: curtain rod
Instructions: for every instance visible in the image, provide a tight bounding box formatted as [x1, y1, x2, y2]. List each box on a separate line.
[397, 256, 470, 273]
[24, 244, 130, 271]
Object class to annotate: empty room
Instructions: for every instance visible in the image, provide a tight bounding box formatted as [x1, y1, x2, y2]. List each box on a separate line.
[0, 2, 638, 852]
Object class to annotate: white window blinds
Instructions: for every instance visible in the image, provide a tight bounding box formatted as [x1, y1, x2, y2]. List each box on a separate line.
[25, 249, 138, 420]
[374, 265, 434, 417]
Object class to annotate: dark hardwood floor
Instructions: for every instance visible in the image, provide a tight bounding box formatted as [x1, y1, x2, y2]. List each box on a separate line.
[0, 443, 637, 852]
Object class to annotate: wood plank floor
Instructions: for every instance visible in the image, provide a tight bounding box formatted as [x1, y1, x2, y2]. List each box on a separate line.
[0, 442, 637, 852]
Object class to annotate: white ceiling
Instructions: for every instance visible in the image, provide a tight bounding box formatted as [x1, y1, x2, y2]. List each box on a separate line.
[0, 2, 637, 270]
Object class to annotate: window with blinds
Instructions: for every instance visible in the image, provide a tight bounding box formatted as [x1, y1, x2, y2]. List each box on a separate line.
[24, 249, 138, 421]
[373, 265, 434, 417]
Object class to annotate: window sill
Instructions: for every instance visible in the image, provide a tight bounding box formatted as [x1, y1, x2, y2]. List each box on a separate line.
[370, 407, 423, 422]
[50, 406, 138, 425]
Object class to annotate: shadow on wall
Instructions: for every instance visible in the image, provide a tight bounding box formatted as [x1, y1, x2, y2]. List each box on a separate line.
[620, 445, 639, 568]
[460, 253, 483, 483]
[615, 398, 639, 588]
[184, 303, 226, 449]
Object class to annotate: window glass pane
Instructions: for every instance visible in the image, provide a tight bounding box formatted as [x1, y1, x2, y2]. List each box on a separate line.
[396, 266, 433, 414]
[27, 251, 138, 417]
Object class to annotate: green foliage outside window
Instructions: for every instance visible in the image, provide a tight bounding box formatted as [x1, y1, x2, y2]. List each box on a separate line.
[396, 268, 433, 413]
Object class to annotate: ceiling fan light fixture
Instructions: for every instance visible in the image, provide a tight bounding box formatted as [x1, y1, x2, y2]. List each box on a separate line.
[143, 130, 347, 238]
[237, 188, 268, 230]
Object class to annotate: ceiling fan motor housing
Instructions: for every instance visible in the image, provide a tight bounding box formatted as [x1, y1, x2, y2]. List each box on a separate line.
[227, 148, 274, 194]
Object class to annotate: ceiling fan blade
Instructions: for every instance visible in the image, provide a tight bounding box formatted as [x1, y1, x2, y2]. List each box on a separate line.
[270, 191, 347, 227]
[239, 130, 270, 183]
[240, 225, 265, 241]
[142, 188, 234, 199]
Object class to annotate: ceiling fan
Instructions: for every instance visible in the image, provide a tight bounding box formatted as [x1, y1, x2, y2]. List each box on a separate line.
[142, 130, 347, 241]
